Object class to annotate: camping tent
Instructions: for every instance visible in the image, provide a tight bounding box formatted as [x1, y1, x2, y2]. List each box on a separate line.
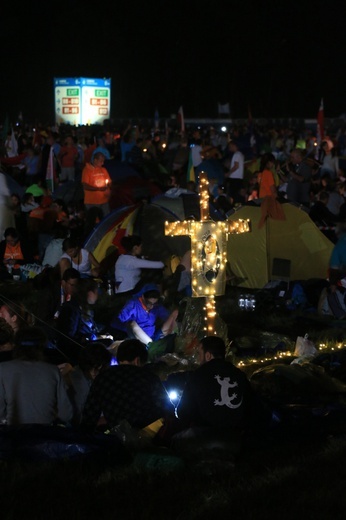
[84, 200, 334, 289]
[227, 203, 334, 288]
[83, 201, 191, 269]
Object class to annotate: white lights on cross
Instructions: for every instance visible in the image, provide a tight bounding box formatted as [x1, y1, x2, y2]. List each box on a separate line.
[165, 171, 250, 335]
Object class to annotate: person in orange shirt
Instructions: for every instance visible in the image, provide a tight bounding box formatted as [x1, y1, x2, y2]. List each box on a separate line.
[58, 135, 79, 182]
[0, 227, 34, 279]
[258, 153, 277, 199]
[82, 152, 112, 217]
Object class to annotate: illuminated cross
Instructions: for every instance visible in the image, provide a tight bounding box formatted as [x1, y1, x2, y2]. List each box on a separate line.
[165, 171, 250, 335]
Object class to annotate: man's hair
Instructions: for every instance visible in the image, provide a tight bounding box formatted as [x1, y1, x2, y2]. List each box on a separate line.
[116, 339, 148, 365]
[62, 267, 81, 282]
[13, 326, 48, 361]
[62, 236, 80, 251]
[200, 336, 226, 359]
[4, 227, 19, 239]
[143, 289, 160, 300]
[120, 235, 142, 253]
[78, 342, 112, 373]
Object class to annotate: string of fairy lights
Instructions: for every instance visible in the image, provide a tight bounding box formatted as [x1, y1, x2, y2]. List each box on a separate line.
[165, 171, 250, 336]
[235, 342, 346, 368]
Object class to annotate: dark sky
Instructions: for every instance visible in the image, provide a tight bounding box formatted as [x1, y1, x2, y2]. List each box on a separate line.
[1, 0, 346, 124]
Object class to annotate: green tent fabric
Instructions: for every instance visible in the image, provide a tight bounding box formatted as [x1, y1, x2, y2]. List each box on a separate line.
[227, 203, 334, 288]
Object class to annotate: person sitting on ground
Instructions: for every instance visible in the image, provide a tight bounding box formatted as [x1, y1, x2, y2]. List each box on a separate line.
[35, 267, 81, 326]
[172, 336, 264, 454]
[62, 342, 112, 426]
[0, 326, 73, 426]
[81, 338, 174, 437]
[110, 284, 178, 347]
[41, 223, 69, 268]
[0, 299, 31, 335]
[0, 227, 34, 279]
[56, 278, 104, 365]
[59, 236, 100, 279]
[114, 235, 165, 294]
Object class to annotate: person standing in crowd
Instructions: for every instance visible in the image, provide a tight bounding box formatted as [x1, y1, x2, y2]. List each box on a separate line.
[257, 153, 277, 199]
[224, 140, 245, 202]
[57, 135, 79, 183]
[0, 326, 73, 426]
[81, 152, 112, 217]
[285, 148, 312, 208]
[114, 235, 165, 294]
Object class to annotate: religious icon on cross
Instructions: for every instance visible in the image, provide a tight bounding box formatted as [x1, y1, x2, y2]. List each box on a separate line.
[165, 171, 251, 335]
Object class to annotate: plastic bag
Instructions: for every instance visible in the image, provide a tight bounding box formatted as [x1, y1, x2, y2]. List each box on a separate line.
[293, 333, 317, 358]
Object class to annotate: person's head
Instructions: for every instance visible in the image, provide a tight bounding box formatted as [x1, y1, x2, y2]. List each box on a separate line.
[11, 193, 21, 207]
[13, 326, 48, 361]
[198, 336, 226, 365]
[92, 152, 106, 166]
[77, 278, 99, 307]
[141, 288, 161, 310]
[78, 341, 112, 379]
[290, 148, 305, 164]
[64, 136, 74, 146]
[0, 317, 15, 352]
[228, 140, 239, 153]
[260, 153, 275, 172]
[318, 190, 330, 205]
[62, 237, 81, 257]
[0, 302, 28, 332]
[116, 339, 148, 366]
[4, 227, 20, 246]
[121, 235, 142, 255]
[62, 268, 81, 296]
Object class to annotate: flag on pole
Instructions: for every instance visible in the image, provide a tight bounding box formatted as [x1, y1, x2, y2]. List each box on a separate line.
[177, 106, 185, 133]
[186, 150, 195, 183]
[217, 102, 230, 115]
[317, 98, 324, 147]
[46, 145, 55, 193]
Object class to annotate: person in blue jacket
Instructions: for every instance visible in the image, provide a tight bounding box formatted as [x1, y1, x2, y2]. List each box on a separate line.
[110, 284, 178, 346]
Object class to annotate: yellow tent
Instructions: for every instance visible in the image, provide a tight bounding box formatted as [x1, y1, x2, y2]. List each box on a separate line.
[227, 203, 334, 288]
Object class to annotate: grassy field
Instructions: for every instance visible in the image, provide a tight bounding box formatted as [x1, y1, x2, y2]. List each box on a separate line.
[1, 430, 346, 519]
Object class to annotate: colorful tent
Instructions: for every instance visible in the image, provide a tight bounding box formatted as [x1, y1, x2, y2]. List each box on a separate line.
[227, 203, 334, 288]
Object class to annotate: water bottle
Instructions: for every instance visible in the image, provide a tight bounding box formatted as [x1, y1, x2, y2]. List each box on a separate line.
[107, 280, 113, 296]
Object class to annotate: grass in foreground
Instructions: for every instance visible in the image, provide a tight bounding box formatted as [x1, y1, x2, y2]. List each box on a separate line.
[1, 431, 346, 519]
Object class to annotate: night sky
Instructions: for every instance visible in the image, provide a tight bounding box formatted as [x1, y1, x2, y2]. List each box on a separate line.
[2, 0, 346, 124]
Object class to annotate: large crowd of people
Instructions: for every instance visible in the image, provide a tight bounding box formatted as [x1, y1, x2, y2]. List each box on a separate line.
[0, 118, 345, 459]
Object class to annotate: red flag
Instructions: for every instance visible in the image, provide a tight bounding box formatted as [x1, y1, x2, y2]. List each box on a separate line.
[317, 98, 324, 147]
